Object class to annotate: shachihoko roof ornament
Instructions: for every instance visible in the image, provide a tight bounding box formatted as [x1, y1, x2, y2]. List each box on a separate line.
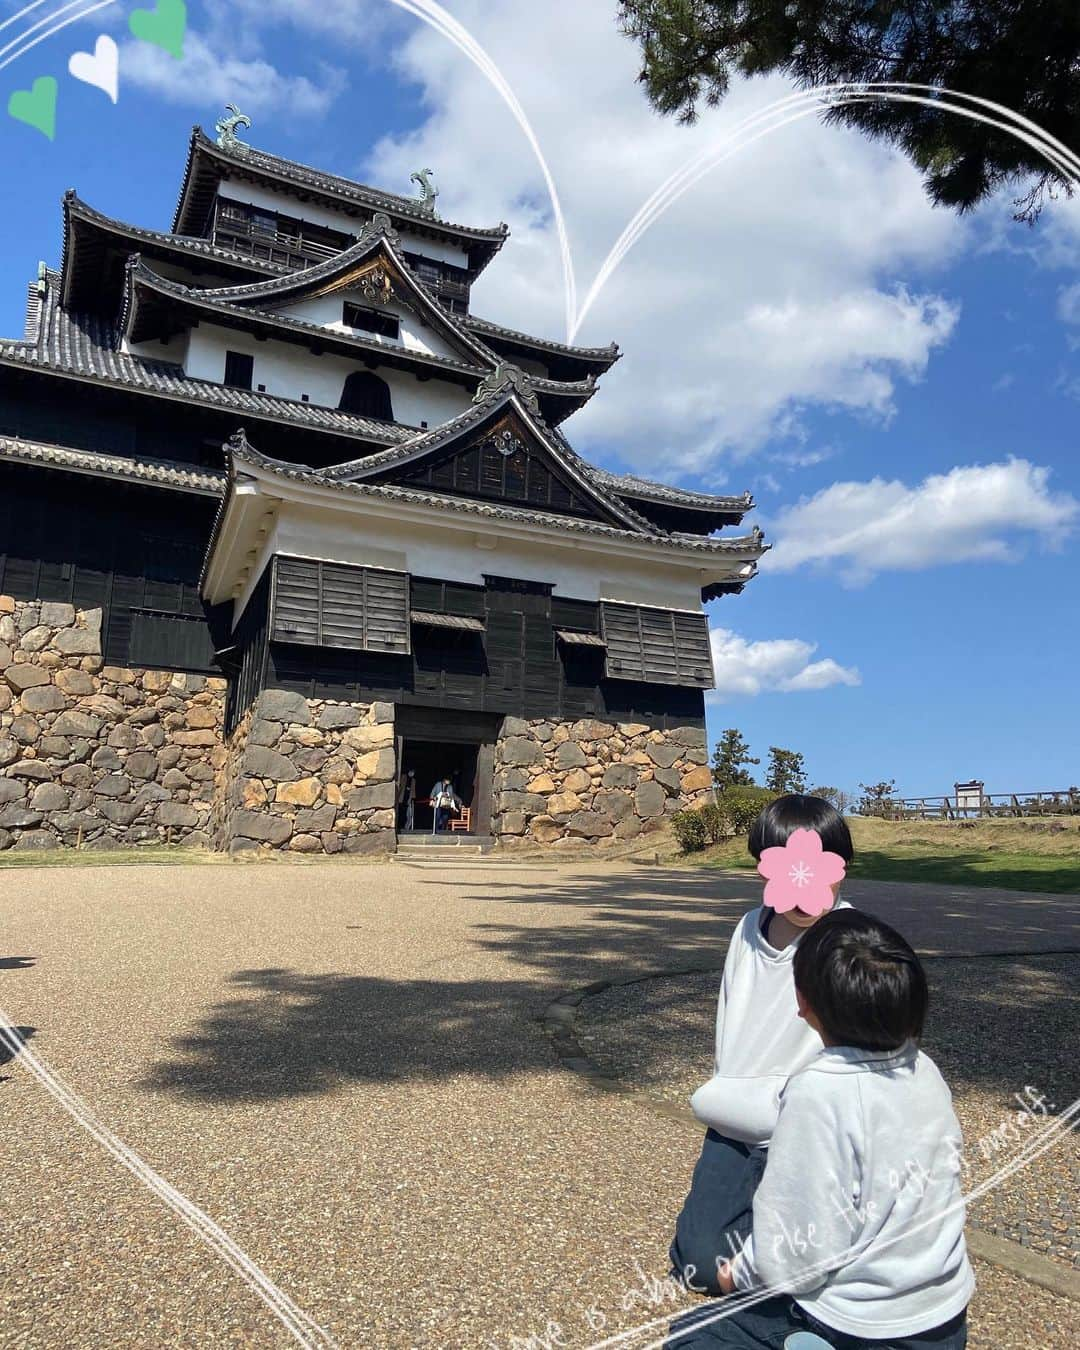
[472, 362, 544, 418]
[215, 104, 252, 154]
[410, 168, 439, 218]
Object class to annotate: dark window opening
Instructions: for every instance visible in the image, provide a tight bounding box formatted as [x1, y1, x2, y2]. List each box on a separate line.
[224, 351, 254, 390]
[251, 210, 278, 236]
[343, 302, 400, 340]
[339, 371, 394, 421]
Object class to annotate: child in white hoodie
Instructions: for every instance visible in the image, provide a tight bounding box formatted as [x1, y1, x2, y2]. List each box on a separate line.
[670, 909, 973, 1347]
[670, 795, 854, 1294]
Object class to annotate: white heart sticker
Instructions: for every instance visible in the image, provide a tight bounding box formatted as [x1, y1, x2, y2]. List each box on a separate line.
[68, 34, 119, 105]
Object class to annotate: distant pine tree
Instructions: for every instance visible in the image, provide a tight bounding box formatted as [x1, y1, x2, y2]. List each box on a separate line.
[767, 747, 807, 795]
[712, 728, 759, 789]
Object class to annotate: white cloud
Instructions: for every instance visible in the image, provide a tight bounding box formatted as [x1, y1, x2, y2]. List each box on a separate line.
[765, 458, 1078, 585]
[1058, 281, 1080, 324]
[709, 628, 861, 702]
[305, 0, 968, 476]
[121, 31, 344, 118]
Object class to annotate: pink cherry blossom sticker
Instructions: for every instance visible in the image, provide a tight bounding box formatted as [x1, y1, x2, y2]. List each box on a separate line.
[756, 828, 847, 915]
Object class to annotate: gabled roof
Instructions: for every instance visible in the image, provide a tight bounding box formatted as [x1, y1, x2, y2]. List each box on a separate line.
[318, 364, 651, 534]
[121, 259, 490, 390]
[173, 128, 509, 276]
[181, 216, 502, 367]
[213, 428, 766, 571]
[118, 238, 599, 422]
[0, 270, 410, 449]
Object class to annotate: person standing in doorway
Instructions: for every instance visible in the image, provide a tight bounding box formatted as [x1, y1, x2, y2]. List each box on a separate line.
[430, 776, 461, 833]
[398, 768, 416, 831]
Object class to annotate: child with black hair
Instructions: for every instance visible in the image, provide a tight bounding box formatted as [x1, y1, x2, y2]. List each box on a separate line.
[670, 794, 855, 1294]
[671, 911, 973, 1347]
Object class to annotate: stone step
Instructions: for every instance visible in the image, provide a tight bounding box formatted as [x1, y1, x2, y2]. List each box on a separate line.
[395, 834, 495, 849]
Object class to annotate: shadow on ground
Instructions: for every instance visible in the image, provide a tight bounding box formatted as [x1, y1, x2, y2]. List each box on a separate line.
[1, 1025, 36, 1084]
[140, 968, 565, 1102]
[140, 867, 1079, 1105]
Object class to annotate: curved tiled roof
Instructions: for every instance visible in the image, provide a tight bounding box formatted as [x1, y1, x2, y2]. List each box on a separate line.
[0, 434, 226, 495]
[121, 259, 598, 421]
[228, 432, 767, 559]
[59, 194, 620, 383]
[123, 261, 488, 384]
[63, 192, 278, 277]
[319, 371, 648, 534]
[591, 469, 753, 514]
[0, 272, 411, 447]
[463, 312, 620, 368]
[173, 129, 509, 265]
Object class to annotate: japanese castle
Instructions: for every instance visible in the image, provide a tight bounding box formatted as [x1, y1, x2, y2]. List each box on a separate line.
[0, 117, 765, 855]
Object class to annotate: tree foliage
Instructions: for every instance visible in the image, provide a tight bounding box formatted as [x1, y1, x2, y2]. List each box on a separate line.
[766, 746, 807, 794]
[859, 778, 899, 817]
[712, 727, 759, 789]
[618, 0, 1080, 222]
[810, 784, 855, 814]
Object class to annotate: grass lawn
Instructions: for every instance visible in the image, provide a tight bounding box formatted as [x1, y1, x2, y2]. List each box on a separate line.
[0, 847, 220, 869]
[689, 815, 1080, 894]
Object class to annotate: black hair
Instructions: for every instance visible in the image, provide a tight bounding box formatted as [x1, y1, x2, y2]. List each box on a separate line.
[747, 794, 854, 863]
[793, 910, 928, 1052]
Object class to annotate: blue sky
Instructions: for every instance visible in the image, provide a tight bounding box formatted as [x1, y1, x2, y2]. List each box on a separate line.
[1, 0, 1077, 802]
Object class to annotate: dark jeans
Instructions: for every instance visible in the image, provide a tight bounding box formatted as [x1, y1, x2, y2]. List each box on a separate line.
[665, 1297, 968, 1348]
[670, 1130, 767, 1295]
[435, 807, 451, 832]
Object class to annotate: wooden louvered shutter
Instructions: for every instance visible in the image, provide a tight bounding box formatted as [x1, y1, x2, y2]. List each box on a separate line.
[272, 557, 320, 644]
[601, 602, 714, 689]
[271, 556, 410, 654]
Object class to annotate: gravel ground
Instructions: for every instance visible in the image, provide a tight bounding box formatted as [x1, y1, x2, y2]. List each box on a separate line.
[1, 863, 1077, 1348]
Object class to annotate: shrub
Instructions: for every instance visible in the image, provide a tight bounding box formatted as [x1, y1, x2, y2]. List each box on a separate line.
[698, 802, 728, 845]
[671, 810, 708, 853]
[720, 785, 779, 835]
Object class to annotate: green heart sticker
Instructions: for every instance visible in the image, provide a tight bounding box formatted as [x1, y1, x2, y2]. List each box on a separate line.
[7, 76, 58, 140]
[129, 0, 187, 60]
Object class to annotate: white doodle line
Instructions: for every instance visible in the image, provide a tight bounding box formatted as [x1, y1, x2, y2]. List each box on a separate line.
[3, 4, 1079, 1345]
[6, 1, 1080, 347]
[0, 1011, 339, 1349]
[580, 1098, 1080, 1350]
[0, 0, 116, 73]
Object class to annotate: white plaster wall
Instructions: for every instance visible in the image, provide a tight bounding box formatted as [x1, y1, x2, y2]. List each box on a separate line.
[184, 323, 471, 427]
[238, 501, 709, 619]
[216, 184, 472, 268]
[275, 292, 463, 362]
[122, 331, 190, 364]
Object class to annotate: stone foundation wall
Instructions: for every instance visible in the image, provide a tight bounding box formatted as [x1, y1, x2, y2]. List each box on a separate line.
[492, 716, 712, 848]
[214, 689, 398, 856]
[2, 591, 710, 858]
[0, 595, 225, 852]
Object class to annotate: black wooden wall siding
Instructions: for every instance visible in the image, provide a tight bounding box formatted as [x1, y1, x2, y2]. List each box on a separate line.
[0, 463, 218, 674]
[223, 567, 271, 734]
[0, 371, 386, 472]
[255, 569, 705, 732]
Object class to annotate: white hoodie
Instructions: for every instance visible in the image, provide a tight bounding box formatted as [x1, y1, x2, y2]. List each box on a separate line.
[690, 904, 849, 1147]
[730, 1044, 975, 1338]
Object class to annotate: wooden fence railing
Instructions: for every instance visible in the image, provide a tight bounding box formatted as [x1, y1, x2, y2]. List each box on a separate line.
[882, 790, 1080, 820]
